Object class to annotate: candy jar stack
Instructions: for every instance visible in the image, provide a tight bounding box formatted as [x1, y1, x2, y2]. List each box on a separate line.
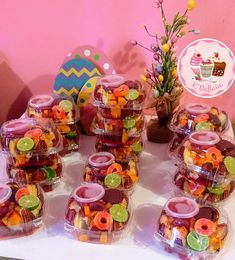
[168, 103, 228, 158]
[92, 74, 145, 163]
[173, 131, 235, 204]
[0, 181, 45, 239]
[83, 152, 139, 193]
[155, 196, 229, 258]
[26, 94, 80, 155]
[0, 118, 63, 192]
[64, 183, 132, 244]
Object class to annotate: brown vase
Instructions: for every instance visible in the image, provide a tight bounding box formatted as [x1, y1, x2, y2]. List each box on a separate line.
[147, 118, 174, 143]
[146, 88, 183, 143]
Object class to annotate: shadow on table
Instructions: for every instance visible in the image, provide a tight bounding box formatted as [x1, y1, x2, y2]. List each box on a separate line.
[132, 203, 174, 258]
[44, 194, 69, 236]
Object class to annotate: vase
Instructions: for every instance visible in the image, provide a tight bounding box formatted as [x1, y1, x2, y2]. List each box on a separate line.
[146, 86, 183, 143]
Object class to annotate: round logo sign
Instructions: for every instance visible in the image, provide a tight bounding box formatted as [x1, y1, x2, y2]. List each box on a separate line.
[178, 38, 235, 98]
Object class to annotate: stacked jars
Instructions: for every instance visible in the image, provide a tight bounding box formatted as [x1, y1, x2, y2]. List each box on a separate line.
[26, 94, 80, 155]
[92, 74, 145, 162]
[0, 118, 63, 192]
[168, 103, 228, 158]
[173, 131, 235, 204]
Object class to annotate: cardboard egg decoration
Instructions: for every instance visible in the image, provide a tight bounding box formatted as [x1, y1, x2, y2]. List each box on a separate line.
[53, 58, 101, 103]
[65, 45, 116, 75]
[77, 76, 99, 107]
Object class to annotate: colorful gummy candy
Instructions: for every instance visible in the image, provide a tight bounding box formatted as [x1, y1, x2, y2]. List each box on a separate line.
[156, 197, 228, 256]
[169, 103, 228, 135]
[174, 168, 235, 203]
[27, 94, 80, 154]
[64, 183, 131, 244]
[93, 75, 145, 110]
[84, 152, 138, 191]
[0, 182, 45, 239]
[95, 135, 142, 162]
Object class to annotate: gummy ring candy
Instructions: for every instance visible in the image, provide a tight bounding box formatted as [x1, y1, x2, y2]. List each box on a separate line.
[206, 147, 223, 165]
[113, 84, 129, 97]
[52, 105, 66, 120]
[24, 128, 42, 138]
[93, 211, 113, 230]
[195, 218, 216, 236]
[15, 187, 30, 201]
[107, 163, 123, 174]
[194, 114, 209, 123]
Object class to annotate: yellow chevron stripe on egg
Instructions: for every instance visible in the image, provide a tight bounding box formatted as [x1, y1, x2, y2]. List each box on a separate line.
[59, 67, 101, 78]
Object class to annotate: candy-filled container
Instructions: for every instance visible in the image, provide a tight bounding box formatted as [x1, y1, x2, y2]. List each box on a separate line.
[169, 103, 228, 134]
[56, 123, 80, 154]
[91, 112, 144, 137]
[27, 94, 79, 124]
[0, 181, 45, 239]
[95, 135, 143, 162]
[174, 168, 235, 204]
[6, 154, 63, 192]
[99, 106, 142, 120]
[0, 118, 62, 166]
[83, 152, 138, 192]
[64, 183, 131, 244]
[174, 131, 235, 182]
[93, 75, 145, 109]
[155, 196, 229, 258]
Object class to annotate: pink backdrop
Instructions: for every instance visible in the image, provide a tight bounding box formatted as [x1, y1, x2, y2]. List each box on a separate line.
[0, 0, 235, 123]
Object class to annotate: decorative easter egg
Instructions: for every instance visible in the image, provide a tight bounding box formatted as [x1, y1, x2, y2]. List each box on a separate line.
[53, 58, 101, 103]
[77, 76, 99, 107]
[65, 45, 116, 75]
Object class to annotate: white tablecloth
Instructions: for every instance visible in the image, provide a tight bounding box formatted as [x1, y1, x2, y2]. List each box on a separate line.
[0, 124, 234, 260]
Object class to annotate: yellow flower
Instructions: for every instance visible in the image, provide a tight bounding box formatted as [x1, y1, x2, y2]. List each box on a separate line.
[158, 74, 164, 82]
[172, 69, 177, 78]
[187, 0, 195, 11]
[162, 43, 170, 53]
[140, 74, 147, 81]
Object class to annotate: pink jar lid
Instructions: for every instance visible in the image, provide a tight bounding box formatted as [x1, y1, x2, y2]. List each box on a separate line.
[189, 131, 220, 146]
[73, 183, 105, 203]
[165, 197, 199, 219]
[0, 184, 12, 204]
[88, 152, 115, 167]
[185, 103, 211, 114]
[29, 94, 54, 108]
[98, 75, 125, 87]
[2, 118, 33, 134]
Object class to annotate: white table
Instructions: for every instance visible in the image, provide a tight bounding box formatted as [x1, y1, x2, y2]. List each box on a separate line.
[0, 125, 234, 260]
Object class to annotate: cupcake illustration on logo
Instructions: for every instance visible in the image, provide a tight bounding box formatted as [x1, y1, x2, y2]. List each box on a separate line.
[200, 59, 214, 79]
[212, 52, 227, 76]
[190, 52, 203, 80]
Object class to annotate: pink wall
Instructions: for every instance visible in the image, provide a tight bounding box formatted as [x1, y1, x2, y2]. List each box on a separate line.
[0, 0, 235, 123]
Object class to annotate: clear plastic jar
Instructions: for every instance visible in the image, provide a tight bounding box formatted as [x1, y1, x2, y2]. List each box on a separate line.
[0, 118, 62, 166]
[91, 111, 144, 137]
[172, 131, 235, 182]
[155, 196, 228, 258]
[169, 103, 228, 135]
[83, 152, 138, 192]
[0, 181, 45, 239]
[93, 75, 145, 110]
[27, 94, 79, 125]
[6, 154, 63, 192]
[95, 135, 143, 162]
[64, 183, 131, 244]
[174, 167, 235, 204]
